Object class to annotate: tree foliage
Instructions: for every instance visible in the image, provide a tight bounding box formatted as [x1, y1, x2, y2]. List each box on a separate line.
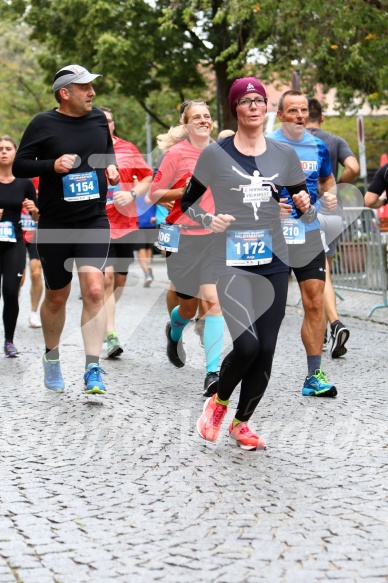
[0, 20, 53, 139]
[245, 0, 388, 113]
[0, 0, 386, 138]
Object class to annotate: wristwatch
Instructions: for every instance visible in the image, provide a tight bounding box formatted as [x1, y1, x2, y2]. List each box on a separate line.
[130, 189, 137, 201]
[202, 214, 214, 229]
[300, 205, 317, 224]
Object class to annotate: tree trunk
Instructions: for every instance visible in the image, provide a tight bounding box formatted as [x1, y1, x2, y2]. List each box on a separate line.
[214, 62, 237, 133]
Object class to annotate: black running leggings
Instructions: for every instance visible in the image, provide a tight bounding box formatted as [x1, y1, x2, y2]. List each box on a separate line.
[216, 271, 288, 422]
[0, 239, 26, 340]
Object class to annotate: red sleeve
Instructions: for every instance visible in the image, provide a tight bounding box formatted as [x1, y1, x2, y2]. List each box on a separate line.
[31, 176, 39, 192]
[149, 150, 179, 197]
[114, 138, 152, 190]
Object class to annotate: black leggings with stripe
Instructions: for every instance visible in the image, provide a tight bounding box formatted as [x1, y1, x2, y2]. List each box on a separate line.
[216, 270, 288, 422]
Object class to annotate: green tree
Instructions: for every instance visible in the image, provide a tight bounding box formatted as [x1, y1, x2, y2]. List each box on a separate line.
[1, 0, 387, 135]
[157, 0, 387, 121]
[0, 0, 250, 129]
[0, 20, 53, 140]
[243, 0, 388, 113]
[5, 0, 209, 128]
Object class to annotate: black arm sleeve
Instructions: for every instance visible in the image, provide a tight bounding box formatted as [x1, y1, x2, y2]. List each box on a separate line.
[180, 176, 208, 224]
[286, 181, 308, 198]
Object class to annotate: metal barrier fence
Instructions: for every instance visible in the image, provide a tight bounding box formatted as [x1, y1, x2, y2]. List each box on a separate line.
[331, 207, 388, 316]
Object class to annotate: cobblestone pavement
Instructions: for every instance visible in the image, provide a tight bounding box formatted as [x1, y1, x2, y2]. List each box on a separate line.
[1, 257, 387, 583]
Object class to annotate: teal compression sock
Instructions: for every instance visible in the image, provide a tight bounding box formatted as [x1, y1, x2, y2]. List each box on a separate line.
[204, 315, 225, 373]
[170, 306, 191, 342]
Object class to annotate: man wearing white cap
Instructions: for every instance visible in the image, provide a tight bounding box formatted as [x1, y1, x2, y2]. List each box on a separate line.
[13, 64, 120, 395]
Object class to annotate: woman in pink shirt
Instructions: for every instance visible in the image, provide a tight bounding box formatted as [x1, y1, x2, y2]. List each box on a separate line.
[149, 101, 224, 398]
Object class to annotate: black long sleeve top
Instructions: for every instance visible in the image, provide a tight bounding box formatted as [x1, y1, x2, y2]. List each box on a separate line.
[13, 108, 116, 224]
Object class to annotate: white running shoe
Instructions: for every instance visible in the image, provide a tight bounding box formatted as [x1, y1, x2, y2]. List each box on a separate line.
[29, 312, 42, 328]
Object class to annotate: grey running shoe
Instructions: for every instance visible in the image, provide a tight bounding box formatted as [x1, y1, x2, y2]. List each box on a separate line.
[143, 268, 154, 288]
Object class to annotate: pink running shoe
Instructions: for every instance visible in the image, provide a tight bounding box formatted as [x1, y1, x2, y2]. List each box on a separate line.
[197, 395, 228, 442]
[229, 422, 267, 450]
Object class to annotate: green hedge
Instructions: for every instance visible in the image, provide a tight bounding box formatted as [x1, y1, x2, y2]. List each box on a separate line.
[323, 116, 388, 172]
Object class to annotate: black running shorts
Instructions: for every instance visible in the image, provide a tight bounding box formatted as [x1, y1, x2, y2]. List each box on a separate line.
[290, 229, 326, 283]
[132, 227, 158, 251]
[37, 215, 110, 290]
[105, 232, 136, 275]
[26, 232, 40, 261]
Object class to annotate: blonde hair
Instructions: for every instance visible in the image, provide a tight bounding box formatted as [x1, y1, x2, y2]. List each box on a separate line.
[157, 125, 188, 152]
[157, 100, 211, 151]
[218, 129, 235, 140]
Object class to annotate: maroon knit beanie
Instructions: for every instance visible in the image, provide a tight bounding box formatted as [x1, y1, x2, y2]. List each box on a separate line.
[228, 77, 267, 118]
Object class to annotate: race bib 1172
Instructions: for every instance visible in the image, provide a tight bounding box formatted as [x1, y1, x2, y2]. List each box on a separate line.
[226, 229, 272, 266]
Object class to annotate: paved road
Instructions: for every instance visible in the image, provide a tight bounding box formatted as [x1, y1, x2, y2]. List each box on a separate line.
[0, 257, 387, 582]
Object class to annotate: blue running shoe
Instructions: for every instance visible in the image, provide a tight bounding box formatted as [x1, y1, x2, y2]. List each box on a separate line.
[43, 355, 65, 393]
[84, 363, 107, 395]
[302, 369, 337, 397]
